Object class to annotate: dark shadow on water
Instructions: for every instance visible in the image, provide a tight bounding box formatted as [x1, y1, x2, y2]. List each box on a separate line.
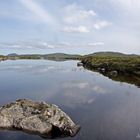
[107, 74, 140, 88]
[0, 126, 77, 139]
[84, 67, 140, 88]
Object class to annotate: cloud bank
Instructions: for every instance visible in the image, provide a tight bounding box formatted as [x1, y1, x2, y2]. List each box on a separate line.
[0, 0, 140, 54]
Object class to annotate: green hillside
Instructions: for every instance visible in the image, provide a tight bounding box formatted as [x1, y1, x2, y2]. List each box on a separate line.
[43, 53, 81, 60]
[85, 51, 138, 57]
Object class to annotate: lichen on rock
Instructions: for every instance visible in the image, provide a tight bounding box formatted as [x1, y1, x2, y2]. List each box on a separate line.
[0, 99, 80, 139]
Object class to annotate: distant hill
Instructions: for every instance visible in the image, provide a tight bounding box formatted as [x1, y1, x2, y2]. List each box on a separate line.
[7, 53, 18, 56]
[3, 52, 139, 61]
[6, 53, 81, 60]
[85, 52, 139, 57]
[43, 53, 81, 59]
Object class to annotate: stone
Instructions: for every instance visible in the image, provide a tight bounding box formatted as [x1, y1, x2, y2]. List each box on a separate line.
[77, 62, 83, 67]
[100, 68, 106, 73]
[0, 99, 80, 138]
[109, 70, 118, 77]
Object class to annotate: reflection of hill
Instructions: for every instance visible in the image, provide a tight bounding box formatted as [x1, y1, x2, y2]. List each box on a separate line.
[108, 74, 140, 88]
[84, 67, 140, 87]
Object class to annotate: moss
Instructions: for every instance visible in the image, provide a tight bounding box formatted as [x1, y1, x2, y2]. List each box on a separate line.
[59, 116, 64, 121]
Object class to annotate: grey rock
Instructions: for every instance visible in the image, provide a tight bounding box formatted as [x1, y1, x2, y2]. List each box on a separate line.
[0, 99, 80, 138]
[100, 68, 106, 73]
[109, 70, 118, 77]
[77, 62, 83, 67]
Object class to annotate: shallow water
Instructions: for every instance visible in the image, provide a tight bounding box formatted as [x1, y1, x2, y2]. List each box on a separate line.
[0, 60, 140, 140]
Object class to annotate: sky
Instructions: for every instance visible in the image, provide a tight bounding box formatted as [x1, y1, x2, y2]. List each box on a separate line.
[0, 0, 140, 55]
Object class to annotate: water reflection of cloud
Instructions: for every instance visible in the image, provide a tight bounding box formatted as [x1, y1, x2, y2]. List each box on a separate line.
[63, 81, 89, 89]
[87, 98, 95, 104]
[92, 85, 106, 94]
[59, 81, 108, 108]
[0, 131, 41, 140]
[60, 90, 97, 108]
[62, 81, 107, 94]
[0, 63, 80, 75]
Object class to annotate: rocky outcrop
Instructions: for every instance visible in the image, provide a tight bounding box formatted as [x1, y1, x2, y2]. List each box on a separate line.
[0, 99, 80, 138]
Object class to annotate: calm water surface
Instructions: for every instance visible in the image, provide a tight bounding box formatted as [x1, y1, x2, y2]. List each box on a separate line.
[0, 60, 140, 140]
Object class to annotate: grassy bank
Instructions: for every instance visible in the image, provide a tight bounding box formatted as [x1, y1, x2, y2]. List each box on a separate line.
[81, 56, 140, 87]
[82, 56, 140, 76]
[0, 55, 7, 61]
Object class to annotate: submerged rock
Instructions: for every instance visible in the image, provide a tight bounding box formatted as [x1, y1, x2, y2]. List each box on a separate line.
[0, 99, 80, 139]
[109, 70, 118, 77]
[77, 62, 83, 67]
[100, 68, 106, 73]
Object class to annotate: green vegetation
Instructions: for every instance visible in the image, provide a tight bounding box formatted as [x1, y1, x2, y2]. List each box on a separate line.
[43, 53, 81, 60]
[82, 56, 140, 75]
[85, 51, 139, 57]
[6, 53, 82, 61]
[81, 55, 140, 87]
[16, 55, 43, 59]
[0, 55, 7, 61]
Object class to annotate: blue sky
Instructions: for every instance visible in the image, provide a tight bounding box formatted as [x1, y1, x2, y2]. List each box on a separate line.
[0, 0, 140, 54]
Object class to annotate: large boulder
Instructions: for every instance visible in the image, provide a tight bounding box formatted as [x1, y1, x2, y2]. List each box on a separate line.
[0, 99, 80, 138]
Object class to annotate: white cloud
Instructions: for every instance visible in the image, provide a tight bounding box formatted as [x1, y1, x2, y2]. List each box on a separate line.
[62, 26, 90, 33]
[0, 40, 55, 50]
[116, 0, 140, 11]
[40, 42, 47, 46]
[88, 42, 105, 46]
[93, 21, 112, 30]
[10, 45, 22, 49]
[63, 3, 96, 24]
[62, 3, 112, 33]
[47, 45, 55, 49]
[57, 42, 71, 46]
[0, 4, 34, 21]
[19, 0, 54, 24]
